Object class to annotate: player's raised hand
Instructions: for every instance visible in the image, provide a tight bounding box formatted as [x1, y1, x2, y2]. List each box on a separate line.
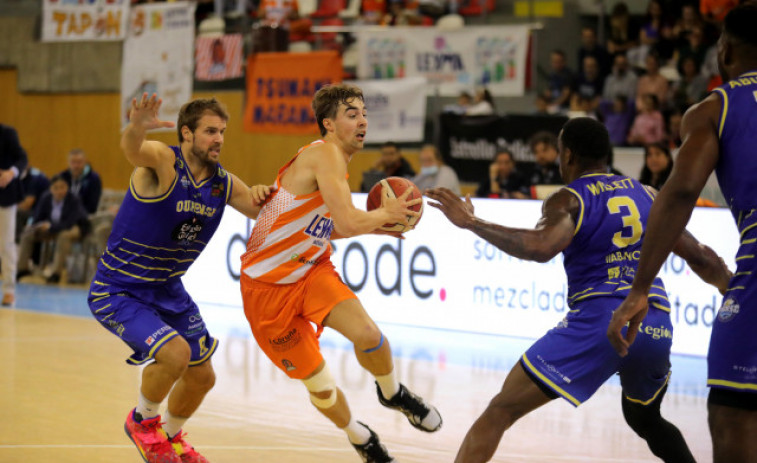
[425, 188, 475, 229]
[607, 290, 649, 357]
[128, 93, 176, 131]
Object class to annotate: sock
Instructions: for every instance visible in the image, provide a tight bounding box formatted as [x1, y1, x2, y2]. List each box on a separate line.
[375, 370, 400, 400]
[341, 418, 371, 445]
[163, 411, 189, 439]
[135, 393, 161, 421]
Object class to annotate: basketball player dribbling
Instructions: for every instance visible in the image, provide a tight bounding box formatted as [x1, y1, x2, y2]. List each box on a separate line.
[239, 83, 442, 463]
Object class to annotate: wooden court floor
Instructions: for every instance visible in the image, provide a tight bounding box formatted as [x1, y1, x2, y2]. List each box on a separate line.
[0, 307, 714, 463]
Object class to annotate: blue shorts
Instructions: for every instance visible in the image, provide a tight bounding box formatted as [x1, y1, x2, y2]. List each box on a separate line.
[708, 286, 757, 393]
[87, 275, 218, 366]
[522, 297, 672, 407]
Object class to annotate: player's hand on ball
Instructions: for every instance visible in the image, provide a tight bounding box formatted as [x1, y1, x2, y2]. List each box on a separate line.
[426, 188, 476, 229]
[381, 182, 421, 226]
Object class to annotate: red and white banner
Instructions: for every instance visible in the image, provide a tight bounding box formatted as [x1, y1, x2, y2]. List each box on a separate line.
[195, 34, 244, 81]
[42, 0, 130, 42]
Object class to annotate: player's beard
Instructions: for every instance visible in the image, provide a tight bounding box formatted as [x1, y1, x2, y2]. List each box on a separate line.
[191, 143, 220, 169]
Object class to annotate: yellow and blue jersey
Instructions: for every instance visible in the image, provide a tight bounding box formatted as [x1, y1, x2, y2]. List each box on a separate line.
[95, 146, 232, 287]
[562, 173, 669, 311]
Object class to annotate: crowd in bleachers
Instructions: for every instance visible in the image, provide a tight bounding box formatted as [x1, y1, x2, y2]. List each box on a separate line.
[539, 0, 736, 153]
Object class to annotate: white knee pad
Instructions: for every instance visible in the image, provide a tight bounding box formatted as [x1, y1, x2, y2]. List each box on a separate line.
[302, 364, 337, 409]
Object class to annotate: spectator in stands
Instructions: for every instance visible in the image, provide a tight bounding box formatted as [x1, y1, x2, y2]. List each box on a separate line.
[543, 49, 575, 111]
[16, 174, 89, 284]
[672, 4, 704, 46]
[360, 0, 388, 25]
[599, 95, 636, 146]
[667, 110, 683, 150]
[700, 0, 737, 24]
[0, 123, 28, 307]
[578, 26, 612, 78]
[16, 166, 50, 242]
[475, 149, 530, 199]
[443, 91, 472, 114]
[675, 25, 710, 76]
[607, 2, 639, 55]
[534, 94, 552, 115]
[627, 93, 666, 146]
[58, 148, 102, 215]
[670, 56, 708, 111]
[635, 53, 669, 112]
[639, 0, 675, 61]
[257, 0, 300, 27]
[602, 53, 638, 103]
[412, 144, 460, 194]
[417, 0, 447, 18]
[384, 0, 416, 25]
[527, 131, 563, 185]
[360, 141, 416, 192]
[639, 143, 673, 190]
[465, 87, 495, 115]
[575, 55, 605, 111]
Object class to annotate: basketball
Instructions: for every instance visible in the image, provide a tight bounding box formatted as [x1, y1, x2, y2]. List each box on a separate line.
[366, 177, 424, 233]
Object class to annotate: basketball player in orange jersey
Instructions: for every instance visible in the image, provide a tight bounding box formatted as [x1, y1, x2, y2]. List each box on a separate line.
[239, 83, 442, 463]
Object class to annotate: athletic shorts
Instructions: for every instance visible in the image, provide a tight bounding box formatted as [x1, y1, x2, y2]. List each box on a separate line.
[241, 260, 357, 379]
[87, 276, 218, 366]
[521, 296, 672, 407]
[708, 286, 757, 395]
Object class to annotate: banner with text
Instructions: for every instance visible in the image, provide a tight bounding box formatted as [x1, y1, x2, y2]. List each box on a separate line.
[121, 2, 195, 129]
[439, 113, 568, 182]
[356, 25, 530, 97]
[243, 51, 342, 135]
[345, 77, 427, 143]
[183, 196, 739, 358]
[42, 0, 130, 42]
[195, 34, 244, 81]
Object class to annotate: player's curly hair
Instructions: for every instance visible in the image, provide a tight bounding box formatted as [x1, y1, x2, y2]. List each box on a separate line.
[312, 83, 364, 136]
[559, 117, 611, 165]
[177, 98, 229, 143]
[724, 3, 757, 48]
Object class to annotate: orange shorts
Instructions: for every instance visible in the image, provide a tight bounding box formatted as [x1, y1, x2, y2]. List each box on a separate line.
[241, 261, 357, 379]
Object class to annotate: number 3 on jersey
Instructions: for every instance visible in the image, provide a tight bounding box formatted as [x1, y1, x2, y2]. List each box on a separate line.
[607, 196, 642, 248]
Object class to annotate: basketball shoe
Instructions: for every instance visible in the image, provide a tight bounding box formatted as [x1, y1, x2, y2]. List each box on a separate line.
[124, 409, 181, 463]
[351, 422, 395, 463]
[169, 431, 210, 463]
[376, 382, 443, 432]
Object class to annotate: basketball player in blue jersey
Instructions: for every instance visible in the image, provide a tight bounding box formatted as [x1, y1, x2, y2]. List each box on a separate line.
[426, 117, 732, 463]
[88, 93, 270, 463]
[609, 4, 757, 461]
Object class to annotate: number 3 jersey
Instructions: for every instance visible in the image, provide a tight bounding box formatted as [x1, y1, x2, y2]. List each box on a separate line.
[562, 173, 669, 310]
[95, 146, 232, 287]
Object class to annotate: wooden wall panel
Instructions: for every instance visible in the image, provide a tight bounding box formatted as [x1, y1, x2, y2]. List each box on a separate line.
[0, 69, 415, 193]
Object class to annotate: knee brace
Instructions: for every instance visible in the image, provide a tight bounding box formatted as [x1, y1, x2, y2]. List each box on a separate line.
[302, 364, 337, 409]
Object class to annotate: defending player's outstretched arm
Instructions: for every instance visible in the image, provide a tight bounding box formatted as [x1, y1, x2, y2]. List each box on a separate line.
[226, 174, 272, 220]
[425, 187, 577, 263]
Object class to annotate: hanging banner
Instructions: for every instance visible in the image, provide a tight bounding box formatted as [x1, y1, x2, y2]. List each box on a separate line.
[121, 2, 196, 129]
[345, 77, 427, 143]
[42, 0, 130, 42]
[195, 34, 244, 81]
[243, 51, 342, 135]
[356, 25, 530, 97]
[438, 113, 568, 182]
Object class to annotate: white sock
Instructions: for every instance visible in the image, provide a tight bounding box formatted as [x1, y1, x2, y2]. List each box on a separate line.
[375, 370, 400, 400]
[163, 411, 189, 439]
[341, 417, 371, 445]
[136, 393, 161, 420]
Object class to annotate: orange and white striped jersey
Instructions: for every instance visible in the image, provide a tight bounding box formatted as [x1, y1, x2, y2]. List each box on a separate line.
[241, 140, 333, 284]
